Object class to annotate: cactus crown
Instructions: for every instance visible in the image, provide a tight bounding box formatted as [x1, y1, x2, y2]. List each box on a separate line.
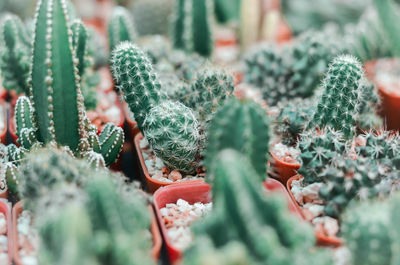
[171, 0, 214, 57]
[190, 149, 332, 264]
[206, 98, 270, 180]
[308, 55, 364, 138]
[0, 14, 31, 95]
[108, 6, 137, 53]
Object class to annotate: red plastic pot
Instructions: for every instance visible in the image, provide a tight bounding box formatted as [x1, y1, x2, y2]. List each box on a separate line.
[153, 182, 212, 264]
[0, 200, 12, 265]
[148, 205, 162, 260]
[270, 150, 300, 186]
[134, 133, 204, 194]
[287, 175, 343, 247]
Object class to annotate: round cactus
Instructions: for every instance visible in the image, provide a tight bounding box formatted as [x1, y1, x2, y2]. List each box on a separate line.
[143, 101, 201, 174]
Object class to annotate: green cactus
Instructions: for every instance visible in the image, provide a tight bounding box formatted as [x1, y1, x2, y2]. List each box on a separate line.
[108, 6, 137, 53]
[171, 0, 214, 57]
[355, 82, 382, 130]
[308, 55, 364, 138]
[111, 42, 166, 131]
[167, 50, 207, 82]
[178, 67, 235, 123]
[275, 98, 314, 146]
[139, 35, 171, 64]
[244, 31, 341, 106]
[0, 14, 31, 95]
[93, 122, 125, 166]
[356, 131, 400, 162]
[297, 128, 347, 184]
[130, 0, 174, 36]
[191, 149, 333, 264]
[206, 98, 270, 179]
[143, 101, 201, 174]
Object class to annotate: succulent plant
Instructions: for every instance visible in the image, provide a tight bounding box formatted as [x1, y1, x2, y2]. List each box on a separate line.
[244, 31, 340, 106]
[297, 128, 348, 184]
[0, 14, 31, 95]
[356, 131, 400, 163]
[139, 35, 170, 64]
[108, 6, 137, 53]
[214, 0, 241, 24]
[10, 0, 124, 168]
[171, 0, 214, 57]
[355, 82, 382, 130]
[308, 55, 364, 138]
[168, 50, 207, 82]
[190, 149, 333, 264]
[130, 0, 174, 36]
[177, 67, 235, 124]
[111, 42, 166, 131]
[206, 98, 270, 179]
[143, 101, 201, 174]
[239, 0, 261, 52]
[275, 98, 314, 146]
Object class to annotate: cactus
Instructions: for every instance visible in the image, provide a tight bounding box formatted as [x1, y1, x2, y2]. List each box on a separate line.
[11, 0, 123, 167]
[356, 131, 400, 162]
[168, 50, 206, 82]
[178, 67, 235, 123]
[191, 149, 333, 264]
[111, 42, 166, 131]
[143, 101, 201, 174]
[308, 55, 364, 138]
[275, 98, 314, 146]
[244, 31, 341, 106]
[356, 82, 382, 130]
[0, 14, 31, 95]
[108, 6, 137, 53]
[139, 35, 170, 64]
[297, 128, 348, 184]
[239, 0, 261, 52]
[171, 0, 214, 57]
[130, 0, 174, 36]
[206, 98, 270, 179]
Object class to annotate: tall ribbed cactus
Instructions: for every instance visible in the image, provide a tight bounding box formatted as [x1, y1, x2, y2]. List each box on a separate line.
[111, 42, 166, 131]
[171, 0, 214, 57]
[71, 19, 88, 78]
[108, 6, 137, 52]
[189, 149, 332, 264]
[308, 55, 364, 138]
[11, 0, 124, 167]
[206, 98, 270, 179]
[0, 14, 31, 95]
[143, 101, 201, 174]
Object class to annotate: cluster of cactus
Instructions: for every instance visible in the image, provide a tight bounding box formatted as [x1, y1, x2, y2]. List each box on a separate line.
[356, 131, 400, 162]
[318, 157, 392, 218]
[108, 6, 138, 53]
[275, 98, 314, 146]
[308, 55, 365, 138]
[0, 14, 31, 95]
[186, 149, 333, 265]
[8, 0, 124, 170]
[167, 50, 206, 82]
[297, 128, 348, 184]
[341, 196, 400, 265]
[244, 31, 341, 106]
[206, 98, 270, 179]
[130, 0, 174, 36]
[171, 0, 214, 57]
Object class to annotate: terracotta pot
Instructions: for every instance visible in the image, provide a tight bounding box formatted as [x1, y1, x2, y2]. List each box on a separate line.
[13, 201, 162, 263]
[134, 133, 204, 194]
[286, 175, 343, 247]
[270, 150, 300, 186]
[153, 182, 212, 264]
[0, 200, 12, 265]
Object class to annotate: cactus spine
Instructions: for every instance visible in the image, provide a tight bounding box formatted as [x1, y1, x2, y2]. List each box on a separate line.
[171, 0, 214, 57]
[108, 6, 137, 52]
[206, 98, 270, 179]
[0, 14, 31, 95]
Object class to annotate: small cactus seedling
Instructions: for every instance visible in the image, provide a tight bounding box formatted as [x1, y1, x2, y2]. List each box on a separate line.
[12, 0, 123, 167]
[108, 6, 137, 53]
[308, 55, 364, 138]
[190, 149, 333, 264]
[171, 0, 214, 57]
[0, 14, 31, 95]
[206, 98, 270, 180]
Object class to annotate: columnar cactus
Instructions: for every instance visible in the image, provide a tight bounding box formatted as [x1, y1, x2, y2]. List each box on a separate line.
[71, 19, 88, 79]
[308, 55, 364, 138]
[0, 14, 31, 95]
[12, 0, 123, 167]
[111, 42, 166, 131]
[171, 0, 214, 57]
[239, 0, 261, 52]
[190, 149, 333, 264]
[177, 67, 235, 123]
[206, 98, 270, 179]
[143, 101, 201, 174]
[356, 82, 382, 130]
[108, 6, 137, 52]
[297, 128, 347, 184]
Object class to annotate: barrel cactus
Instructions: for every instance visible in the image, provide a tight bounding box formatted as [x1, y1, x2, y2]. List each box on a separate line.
[108, 6, 137, 52]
